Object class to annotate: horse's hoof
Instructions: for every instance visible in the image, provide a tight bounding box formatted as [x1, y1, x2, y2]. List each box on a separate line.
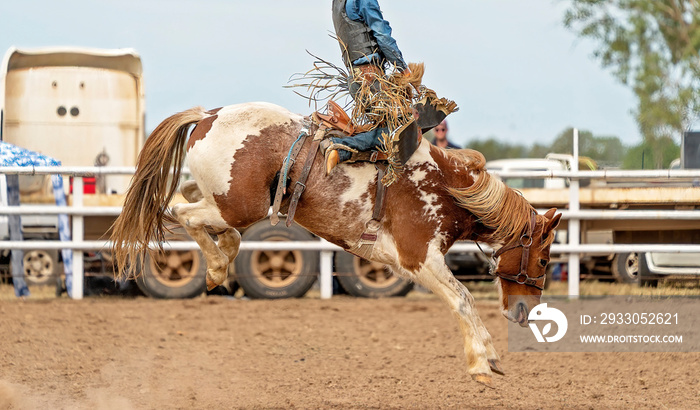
[472, 374, 495, 389]
[488, 359, 505, 376]
[206, 277, 217, 291]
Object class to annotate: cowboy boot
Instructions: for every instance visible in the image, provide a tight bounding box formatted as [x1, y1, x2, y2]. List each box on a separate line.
[326, 149, 339, 175]
[413, 86, 459, 133]
[321, 138, 342, 176]
[321, 141, 356, 175]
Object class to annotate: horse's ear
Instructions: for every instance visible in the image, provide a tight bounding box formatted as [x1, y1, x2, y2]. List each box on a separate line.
[544, 208, 557, 220]
[544, 208, 561, 232]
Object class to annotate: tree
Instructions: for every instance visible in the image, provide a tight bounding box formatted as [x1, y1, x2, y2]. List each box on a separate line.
[550, 128, 627, 167]
[465, 137, 528, 161]
[466, 128, 627, 166]
[563, 0, 700, 168]
[622, 137, 680, 168]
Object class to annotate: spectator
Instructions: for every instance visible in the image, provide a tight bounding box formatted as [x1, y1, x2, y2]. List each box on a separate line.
[432, 120, 460, 149]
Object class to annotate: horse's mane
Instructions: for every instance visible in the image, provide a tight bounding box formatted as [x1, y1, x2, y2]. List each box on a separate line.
[444, 149, 536, 243]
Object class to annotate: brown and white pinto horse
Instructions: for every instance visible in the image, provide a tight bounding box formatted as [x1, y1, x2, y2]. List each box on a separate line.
[111, 102, 561, 387]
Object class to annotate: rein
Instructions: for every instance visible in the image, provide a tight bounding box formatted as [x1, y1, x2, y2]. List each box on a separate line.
[480, 211, 546, 291]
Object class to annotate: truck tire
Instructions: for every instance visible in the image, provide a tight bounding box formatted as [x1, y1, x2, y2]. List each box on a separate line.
[22, 249, 60, 286]
[136, 249, 207, 299]
[334, 251, 413, 298]
[234, 220, 318, 299]
[611, 252, 639, 284]
[638, 253, 659, 287]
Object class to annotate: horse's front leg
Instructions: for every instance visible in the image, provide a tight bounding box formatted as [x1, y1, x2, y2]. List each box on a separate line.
[396, 248, 497, 387]
[171, 201, 231, 290]
[458, 278, 504, 376]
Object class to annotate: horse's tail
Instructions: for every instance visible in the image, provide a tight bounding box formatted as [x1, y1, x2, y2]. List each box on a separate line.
[111, 106, 207, 279]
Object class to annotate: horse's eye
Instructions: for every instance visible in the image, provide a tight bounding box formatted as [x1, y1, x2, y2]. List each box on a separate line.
[538, 259, 548, 268]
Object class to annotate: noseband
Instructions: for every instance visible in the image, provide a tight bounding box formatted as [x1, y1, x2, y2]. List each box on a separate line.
[489, 211, 546, 290]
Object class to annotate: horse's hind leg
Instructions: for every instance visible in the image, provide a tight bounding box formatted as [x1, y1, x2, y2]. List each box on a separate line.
[218, 228, 241, 261]
[171, 200, 231, 290]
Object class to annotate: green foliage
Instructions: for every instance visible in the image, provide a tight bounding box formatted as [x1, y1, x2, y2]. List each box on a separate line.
[563, 0, 700, 168]
[465, 137, 528, 161]
[467, 128, 631, 168]
[550, 128, 627, 167]
[622, 137, 681, 169]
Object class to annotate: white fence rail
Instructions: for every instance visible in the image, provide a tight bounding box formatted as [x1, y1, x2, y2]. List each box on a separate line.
[2, 163, 700, 300]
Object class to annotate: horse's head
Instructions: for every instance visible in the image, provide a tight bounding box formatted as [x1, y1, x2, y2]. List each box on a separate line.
[494, 208, 561, 327]
[444, 156, 563, 327]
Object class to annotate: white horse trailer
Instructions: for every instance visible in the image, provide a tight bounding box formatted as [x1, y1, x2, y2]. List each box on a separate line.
[1, 46, 145, 193]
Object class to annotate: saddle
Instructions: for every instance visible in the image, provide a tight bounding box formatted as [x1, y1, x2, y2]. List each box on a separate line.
[269, 108, 390, 259]
[314, 100, 371, 136]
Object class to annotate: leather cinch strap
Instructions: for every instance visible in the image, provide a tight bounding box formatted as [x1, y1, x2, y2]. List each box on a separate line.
[285, 127, 326, 227]
[271, 119, 313, 225]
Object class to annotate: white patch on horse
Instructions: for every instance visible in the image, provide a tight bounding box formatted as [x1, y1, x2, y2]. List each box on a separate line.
[368, 231, 401, 268]
[187, 103, 302, 196]
[418, 190, 442, 222]
[339, 164, 376, 217]
[407, 139, 438, 169]
[408, 168, 427, 185]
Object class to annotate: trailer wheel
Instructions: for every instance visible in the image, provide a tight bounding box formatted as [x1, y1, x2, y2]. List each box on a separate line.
[611, 252, 639, 284]
[23, 249, 60, 286]
[335, 251, 413, 298]
[136, 250, 207, 299]
[234, 220, 318, 299]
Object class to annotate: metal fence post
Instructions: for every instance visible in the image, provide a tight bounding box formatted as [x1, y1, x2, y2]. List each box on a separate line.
[568, 129, 581, 297]
[70, 177, 84, 299]
[319, 240, 334, 299]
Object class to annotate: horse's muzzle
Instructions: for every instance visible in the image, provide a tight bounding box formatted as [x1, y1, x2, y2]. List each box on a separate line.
[504, 301, 530, 328]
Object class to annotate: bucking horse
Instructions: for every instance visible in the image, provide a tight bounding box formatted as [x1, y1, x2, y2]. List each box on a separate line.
[111, 101, 561, 387]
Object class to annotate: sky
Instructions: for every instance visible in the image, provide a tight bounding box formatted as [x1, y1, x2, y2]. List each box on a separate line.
[0, 0, 642, 148]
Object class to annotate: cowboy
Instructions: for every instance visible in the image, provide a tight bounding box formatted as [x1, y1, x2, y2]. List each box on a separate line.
[325, 0, 413, 174]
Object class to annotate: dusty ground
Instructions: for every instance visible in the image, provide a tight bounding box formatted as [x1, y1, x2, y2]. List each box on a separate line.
[0, 291, 699, 409]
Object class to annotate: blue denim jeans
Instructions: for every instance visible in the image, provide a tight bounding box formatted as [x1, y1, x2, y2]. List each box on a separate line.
[345, 0, 407, 70]
[331, 127, 388, 162]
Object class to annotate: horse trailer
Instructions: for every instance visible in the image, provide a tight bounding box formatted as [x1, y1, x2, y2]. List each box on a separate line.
[1, 46, 145, 193]
[0, 46, 211, 297]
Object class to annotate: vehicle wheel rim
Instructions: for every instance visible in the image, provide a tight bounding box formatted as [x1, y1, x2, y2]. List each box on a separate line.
[250, 237, 303, 288]
[149, 250, 200, 288]
[23, 250, 54, 284]
[624, 253, 639, 279]
[353, 257, 400, 289]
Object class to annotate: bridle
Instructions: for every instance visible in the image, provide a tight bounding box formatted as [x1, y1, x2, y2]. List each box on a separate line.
[483, 211, 546, 291]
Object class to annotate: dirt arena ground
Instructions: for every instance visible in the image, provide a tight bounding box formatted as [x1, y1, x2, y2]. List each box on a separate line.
[1, 291, 699, 409]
